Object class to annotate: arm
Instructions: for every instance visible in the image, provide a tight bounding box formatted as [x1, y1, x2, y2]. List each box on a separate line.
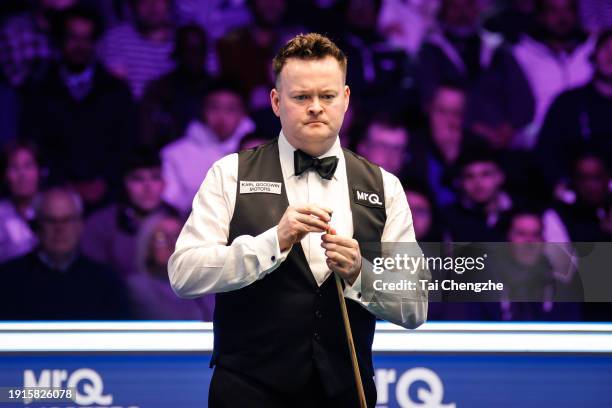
[324, 170, 429, 329]
[168, 154, 289, 298]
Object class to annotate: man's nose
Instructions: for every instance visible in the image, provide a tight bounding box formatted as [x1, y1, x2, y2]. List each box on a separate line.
[307, 98, 324, 115]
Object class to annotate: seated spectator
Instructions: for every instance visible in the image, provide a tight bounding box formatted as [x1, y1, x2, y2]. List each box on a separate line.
[421, 82, 475, 207]
[546, 153, 611, 242]
[418, 0, 533, 143]
[98, 0, 174, 99]
[356, 113, 412, 178]
[0, 142, 41, 262]
[404, 181, 444, 242]
[162, 80, 255, 213]
[0, 187, 132, 320]
[19, 4, 137, 212]
[443, 147, 514, 242]
[537, 30, 612, 190]
[81, 147, 176, 277]
[140, 24, 213, 150]
[127, 213, 214, 320]
[0, 0, 76, 87]
[471, 208, 582, 321]
[511, 0, 596, 148]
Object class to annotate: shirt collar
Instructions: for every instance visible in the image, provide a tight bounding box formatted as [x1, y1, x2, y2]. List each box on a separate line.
[278, 130, 344, 182]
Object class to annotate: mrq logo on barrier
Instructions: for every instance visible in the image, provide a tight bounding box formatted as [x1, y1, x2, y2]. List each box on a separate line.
[376, 367, 456, 408]
[23, 368, 138, 407]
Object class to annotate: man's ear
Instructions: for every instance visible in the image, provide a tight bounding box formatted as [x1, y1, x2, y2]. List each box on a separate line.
[270, 88, 280, 117]
[343, 85, 350, 113]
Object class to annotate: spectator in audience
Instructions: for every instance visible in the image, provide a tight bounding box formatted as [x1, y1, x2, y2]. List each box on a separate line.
[537, 29, 612, 190]
[0, 187, 132, 320]
[0, 142, 41, 262]
[19, 5, 137, 212]
[81, 147, 176, 278]
[216, 0, 301, 110]
[547, 153, 611, 242]
[0, 0, 76, 87]
[511, 0, 596, 148]
[356, 112, 420, 178]
[404, 181, 444, 241]
[422, 82, 475, 207]
[127, 213, 214, 320]
[472, 208, 582, 321]
[140, 24, 213, 150]
[443, 147, 514, 242]
[98, 0, 174, 99]
[418, 0, 534, 142]
[162, 80, 255, 213]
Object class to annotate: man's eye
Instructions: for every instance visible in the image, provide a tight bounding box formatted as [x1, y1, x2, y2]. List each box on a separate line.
[322, 95, 335, 100]
[294, 95, 308, 101]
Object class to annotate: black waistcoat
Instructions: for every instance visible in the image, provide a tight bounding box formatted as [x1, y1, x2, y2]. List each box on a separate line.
[212, 138, 386, 396]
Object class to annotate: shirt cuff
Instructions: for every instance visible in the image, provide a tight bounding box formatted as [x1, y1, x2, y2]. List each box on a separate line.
[343, 268, 363, 302]
[253, 226, 290, 275]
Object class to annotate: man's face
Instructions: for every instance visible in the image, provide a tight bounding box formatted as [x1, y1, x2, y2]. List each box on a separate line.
[203, 91, 245, 141]
[62, 17, 95, 71]
[406, 191, 432, 240]
[595, 37, 612, 81]
[5, 149, 39, 199]
[271, 56, 350, 153]
[460, 161, 504, 204]
[135, 0, 170, 30]
[429, 87, 465, 149]
[574, 157, 609, 206]
[508, 214, 544, 266]
[357, 123, 408, 175]
[38, 193, 83, 257]
[539, 0, 578, 40]
[124, 167, 164, 212]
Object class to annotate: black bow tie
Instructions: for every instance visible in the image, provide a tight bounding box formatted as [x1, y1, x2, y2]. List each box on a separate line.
[294, 149, 339, 180]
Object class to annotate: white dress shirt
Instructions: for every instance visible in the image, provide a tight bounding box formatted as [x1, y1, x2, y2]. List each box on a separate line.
[168, 131, 428, 329]
[161, 118, 255, 213]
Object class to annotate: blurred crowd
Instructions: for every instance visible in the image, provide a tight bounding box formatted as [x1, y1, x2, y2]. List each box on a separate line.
[0, 0, 611, 322]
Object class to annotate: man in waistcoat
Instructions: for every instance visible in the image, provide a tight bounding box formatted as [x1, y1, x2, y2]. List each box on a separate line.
[168, 33, 428, 407]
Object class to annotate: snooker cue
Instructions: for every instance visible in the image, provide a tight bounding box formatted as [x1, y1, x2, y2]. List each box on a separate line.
[328, 225, 368, 408]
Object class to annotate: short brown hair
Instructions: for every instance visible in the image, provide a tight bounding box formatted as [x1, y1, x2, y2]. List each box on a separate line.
[272, 33, 347, 85]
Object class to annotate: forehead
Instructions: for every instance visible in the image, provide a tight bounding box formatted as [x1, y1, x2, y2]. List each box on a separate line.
[464, 161, 498, 173]
[368, 124, 408, 142]
[278, 57, 345, 90]
[41, 194, 78, 216]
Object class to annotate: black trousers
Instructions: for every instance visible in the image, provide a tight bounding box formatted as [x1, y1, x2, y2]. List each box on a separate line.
[208, 365, 377, 408]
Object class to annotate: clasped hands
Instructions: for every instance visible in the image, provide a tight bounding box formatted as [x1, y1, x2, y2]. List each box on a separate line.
[277, 204, 361, 285]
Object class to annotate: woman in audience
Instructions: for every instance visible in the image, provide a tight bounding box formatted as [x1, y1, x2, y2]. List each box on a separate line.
[127, 213, 214, 320]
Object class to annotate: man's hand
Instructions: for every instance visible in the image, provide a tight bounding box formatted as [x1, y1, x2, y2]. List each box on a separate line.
[321, 228, 362, 286]
[277, 205, 332, 252]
